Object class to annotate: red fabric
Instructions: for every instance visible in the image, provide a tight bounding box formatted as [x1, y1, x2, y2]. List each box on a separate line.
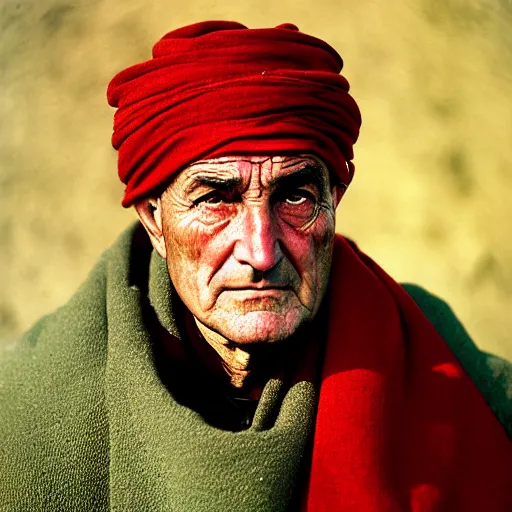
[304, 235, 512, 511]
[107, 21, 361, 207]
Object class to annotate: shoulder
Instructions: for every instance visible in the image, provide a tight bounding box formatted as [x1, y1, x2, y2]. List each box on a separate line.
[0, 239, 110, 381]
[401, 283, 512, 438]
[0, 226, 136, 509]
[0, 222, 143, 374]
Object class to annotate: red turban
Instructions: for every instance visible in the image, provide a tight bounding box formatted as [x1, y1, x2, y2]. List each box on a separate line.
[107, 21, 362, 207]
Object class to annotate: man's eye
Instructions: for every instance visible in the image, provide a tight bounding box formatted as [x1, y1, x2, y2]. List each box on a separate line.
[193, 192, 229, 206]
[282, 189, 316, 205]
[285, 193, 309, 205]
[203, 194, 223, 205]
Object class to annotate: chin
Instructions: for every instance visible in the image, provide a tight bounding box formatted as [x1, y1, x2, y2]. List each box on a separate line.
[212, 310, 307, 345]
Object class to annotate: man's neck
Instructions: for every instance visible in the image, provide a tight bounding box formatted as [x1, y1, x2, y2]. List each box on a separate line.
[190, 318, 267, 399]
[190, 316, 321, 401]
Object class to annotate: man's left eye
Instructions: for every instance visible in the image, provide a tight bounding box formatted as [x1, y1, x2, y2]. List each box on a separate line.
[282, 190, 316, 205]
[285, 193, 309, 205]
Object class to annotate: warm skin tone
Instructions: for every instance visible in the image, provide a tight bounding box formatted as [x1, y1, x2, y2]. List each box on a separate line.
[135, 155, 343, 396]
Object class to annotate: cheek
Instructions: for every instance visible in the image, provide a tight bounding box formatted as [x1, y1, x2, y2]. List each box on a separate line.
[311, 209, 337, 280]
[162, 218, 203, 308]
[162, 216, 233, 308]
[165, 222, 202, 268]
[164, 212, 226, 266]
[283, 209, 335, 301]
[286, 208, 334, 261]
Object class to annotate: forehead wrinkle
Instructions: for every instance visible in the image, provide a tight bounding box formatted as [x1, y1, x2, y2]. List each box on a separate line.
[178, 156, 328, 195]
[191, 156, 272, 166]
[244, 158, 272, 199]
[281, 154, 326, 170]
[185, 161, 242, 175]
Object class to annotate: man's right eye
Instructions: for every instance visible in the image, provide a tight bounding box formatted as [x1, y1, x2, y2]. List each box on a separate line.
[193, 192, 225, 206]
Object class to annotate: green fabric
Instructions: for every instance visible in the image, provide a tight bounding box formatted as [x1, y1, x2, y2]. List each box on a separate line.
[401, 283, 512, 438]
[1, 223, 510, 510]
[0, 224, 315, 512]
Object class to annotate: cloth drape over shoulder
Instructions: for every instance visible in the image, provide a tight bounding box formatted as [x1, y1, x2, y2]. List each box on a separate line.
[1, 223, 511, 511]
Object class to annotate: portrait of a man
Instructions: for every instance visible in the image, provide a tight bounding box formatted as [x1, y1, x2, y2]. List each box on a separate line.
[1, 17, 511, 512]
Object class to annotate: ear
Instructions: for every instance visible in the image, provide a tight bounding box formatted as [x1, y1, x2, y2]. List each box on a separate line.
[134, 198, 167, 259]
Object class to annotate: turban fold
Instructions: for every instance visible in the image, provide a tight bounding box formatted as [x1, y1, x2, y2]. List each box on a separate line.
[107, 20, 362, 207]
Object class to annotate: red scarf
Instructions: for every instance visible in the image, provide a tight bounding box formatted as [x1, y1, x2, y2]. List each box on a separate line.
[305, 235, 512, 511]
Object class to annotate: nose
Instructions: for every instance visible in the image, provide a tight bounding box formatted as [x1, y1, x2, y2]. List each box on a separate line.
[232, 203, 283, 272]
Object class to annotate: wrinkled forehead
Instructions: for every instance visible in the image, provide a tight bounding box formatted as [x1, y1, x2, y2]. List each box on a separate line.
[174, 154, 332, 189]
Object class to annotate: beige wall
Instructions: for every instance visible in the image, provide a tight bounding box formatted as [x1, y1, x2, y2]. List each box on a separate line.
[1, 0, 511, 358]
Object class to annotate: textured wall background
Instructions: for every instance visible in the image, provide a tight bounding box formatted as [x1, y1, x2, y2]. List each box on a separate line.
[1, 0, 511, 358]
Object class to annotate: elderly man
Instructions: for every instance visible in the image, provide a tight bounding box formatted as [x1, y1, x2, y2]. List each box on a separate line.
[1, 21, 511, 511]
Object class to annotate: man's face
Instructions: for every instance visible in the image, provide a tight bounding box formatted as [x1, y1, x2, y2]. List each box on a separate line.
[158, 155, 340, 345]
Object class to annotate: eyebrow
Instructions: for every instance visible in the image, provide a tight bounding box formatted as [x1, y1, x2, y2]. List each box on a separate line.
[270, 163, 327, 192]
[185, 175, 243, 195]
[184, 162, 327, 196]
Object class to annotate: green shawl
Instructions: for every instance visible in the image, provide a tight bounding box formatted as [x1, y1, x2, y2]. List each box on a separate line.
[1, 224, 510, 511]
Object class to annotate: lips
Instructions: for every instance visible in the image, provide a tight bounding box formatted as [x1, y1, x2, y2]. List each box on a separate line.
[222, 283, 293, 292]
[223, 285, 292, 292]
[220, 286, 292, 299]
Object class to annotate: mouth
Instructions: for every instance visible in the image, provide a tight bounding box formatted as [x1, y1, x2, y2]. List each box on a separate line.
[227, 284, 292, 290]
[220, 285, 293, 299]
